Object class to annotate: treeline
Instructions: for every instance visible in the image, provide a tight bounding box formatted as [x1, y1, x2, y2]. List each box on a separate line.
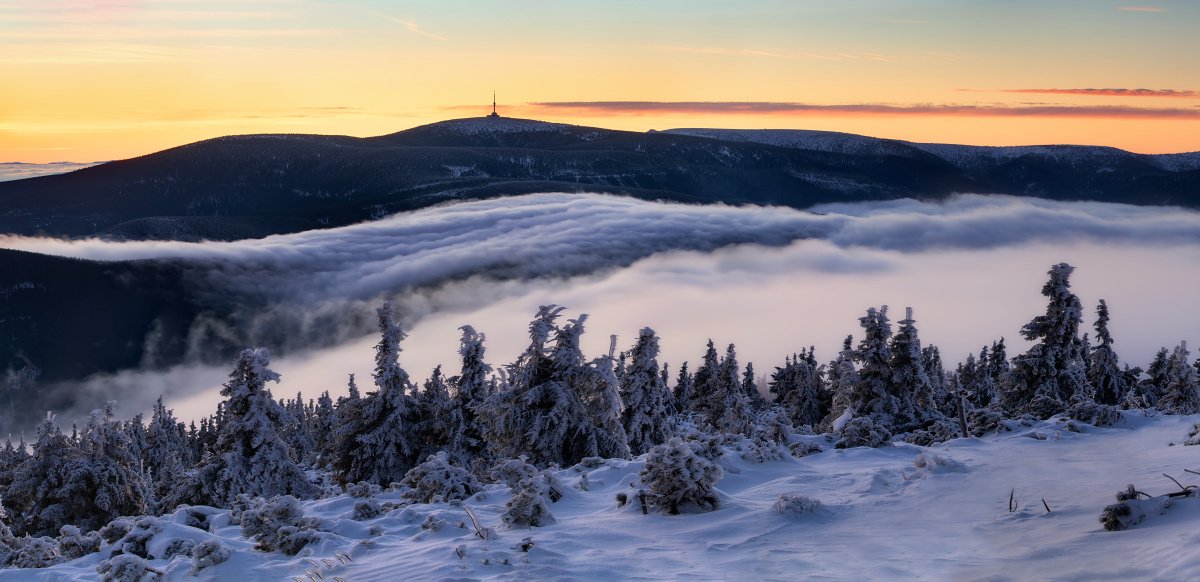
[1, 263, 1198, 547]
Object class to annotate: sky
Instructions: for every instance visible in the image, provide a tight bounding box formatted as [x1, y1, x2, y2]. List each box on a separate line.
[2, 0, 1199, 162]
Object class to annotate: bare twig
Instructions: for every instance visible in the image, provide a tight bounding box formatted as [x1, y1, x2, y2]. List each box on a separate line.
[1009, 488, 1015, 513]
[1162, 473, 1193, 493]
[1184, 469, 1200, 477]
[1042, 498, 1051, 513]
[463, 505, 488, 540]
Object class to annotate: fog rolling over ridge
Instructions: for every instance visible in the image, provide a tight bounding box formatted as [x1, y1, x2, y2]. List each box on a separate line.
[3, 192, 1200, 429]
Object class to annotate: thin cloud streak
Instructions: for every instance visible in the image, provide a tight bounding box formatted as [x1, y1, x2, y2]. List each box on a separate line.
[380, 16, 447, 41]
[995, 88, 1200, 99]
[1117, 6, 1166, 12]
[525, 101, 1200, 119]
[653, 45, 897, 62]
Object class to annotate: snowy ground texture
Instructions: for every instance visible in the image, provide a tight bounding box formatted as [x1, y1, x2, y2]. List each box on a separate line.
[6, 412, 1200, 581]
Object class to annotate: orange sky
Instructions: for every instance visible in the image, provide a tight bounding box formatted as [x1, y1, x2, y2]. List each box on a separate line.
[3, 0, 1199, 162]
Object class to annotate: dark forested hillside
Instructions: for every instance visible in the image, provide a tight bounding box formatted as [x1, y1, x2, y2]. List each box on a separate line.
[4, 117, 1195, 241]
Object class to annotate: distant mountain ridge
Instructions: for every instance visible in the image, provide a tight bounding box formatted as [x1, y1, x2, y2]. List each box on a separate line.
[2, 116, 1197, 242]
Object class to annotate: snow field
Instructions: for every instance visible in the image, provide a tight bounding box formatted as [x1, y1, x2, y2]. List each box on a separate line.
[9, 412, 1200, 581]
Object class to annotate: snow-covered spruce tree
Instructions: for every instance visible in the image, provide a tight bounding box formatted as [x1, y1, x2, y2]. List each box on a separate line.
[341, 301, 422, 485]
[1088, 300, 1127, 406]
[921, 345, 954, 416]
[144, 396, 191, 512]
[640, 437, 723, 514]
[709, 344, 755, 435]
[180, 348, 315, 506]
[769, 349, 828, 430]
[742, 362, 767, 410]
[1004, 263, 1094, 418]
[328, 373, 365, 479]
[690, 340, 721, 417]
[280, 392, 316, 465]
[672, 362, 695, 415]
[446, 325, 493, 466]
[4, 412, 78, 537]
[484, 305, 563, 461]
[956, 353, 989, 409]
[487, 306, 597, 467]
[581, 335, 632, 461]
[821, 336, 859, 432]
[887, 307, 927, 430]
[620, 328, 674, 455]
[1130, 348, 1169, 408]
[56, 403, 152, 533]
[415, 366, 452, 460]
[1157, 341, 1200, 415]
[308, 390, 336, 465]
[849, 306, 901, 429]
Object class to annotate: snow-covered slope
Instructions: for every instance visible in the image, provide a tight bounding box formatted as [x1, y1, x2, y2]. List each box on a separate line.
[11, 413, 1200, 581]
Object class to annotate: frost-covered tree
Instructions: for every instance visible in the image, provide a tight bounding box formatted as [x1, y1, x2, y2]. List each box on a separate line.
[1005, 264, 1094, 418]
[769, 349, 828, 430]
[640, 437, 723, 514]
[620, 328, 674, 455]
[849, 306, 901, 427]
[1088, 300, 1127, 406]
[143, 397, 191, 512]
[672, 362, 695, 414]
[1158, 341, 1200, 415]
[711, 344, 754, 435]
[822, 336, 859, 432]
[887, 307, 927, 429]
[577, 335, 632, 461]
[4, 412, 78, 537]
[57, 403, 151, 534]
[691, 340, 721, 417]
[179, 348, 315, 506]
[742, 362, 766, 409]
[446, 325, 493, 466]
[921, 345, 952, 415]
[308, 391, 336, 465]
[280, 392, 315, 465]
[341, 302, 422, 485]
[415, 366, 452, 459]
[487, 306, 599, 466]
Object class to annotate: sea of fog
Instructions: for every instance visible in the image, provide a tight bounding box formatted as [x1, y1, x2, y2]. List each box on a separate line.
[3, 193, 1198, 423]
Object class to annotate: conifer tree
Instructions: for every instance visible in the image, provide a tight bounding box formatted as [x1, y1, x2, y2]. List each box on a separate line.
[446, 325, 493, 466]
[1158, 341, 1200, 414]
[672, 362, 694, 414]
[1088, 300, 1127, 406]
[180, 348, 315, 506]
[712, 344, 754, 435]
[342, 302, 422, 485]
[887, 307, 927, 429]
[415, 366, 452, 459]
[620, 328, 673, 455]
[582, 335, 632, 461]
[850, 306, 900, 427]
[1005, 263, 1094, 418]
[4, 412, 78, 536]
[769, 350, 827, 429]
[144, 396, 191, 512]
[691, 340, 721, 416]
[58, 403, 151, 532]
